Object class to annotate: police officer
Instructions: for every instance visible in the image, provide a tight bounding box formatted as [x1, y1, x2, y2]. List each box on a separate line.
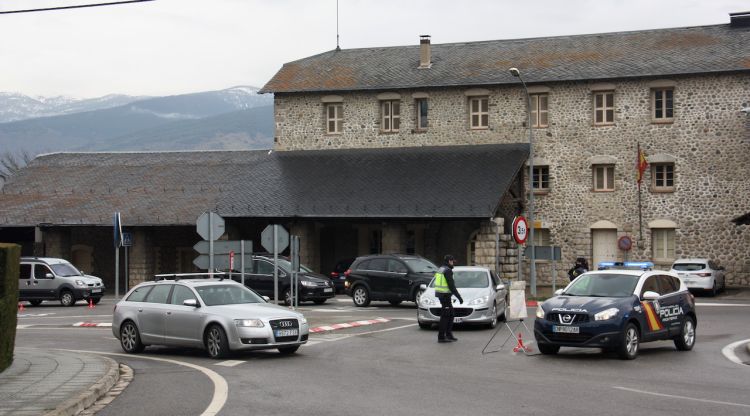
[434, 254, 463, 343]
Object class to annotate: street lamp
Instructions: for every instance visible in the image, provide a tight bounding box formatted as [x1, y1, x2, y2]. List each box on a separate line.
[509, 67, 537, 297]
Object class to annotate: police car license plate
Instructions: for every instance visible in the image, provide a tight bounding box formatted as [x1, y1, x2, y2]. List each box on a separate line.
[552, 325, 579, 334]
[91, 288, 101, 293]
[453, 318, 462, 323]
[275, 329, 298, 337]
[324, 288, 333, 293]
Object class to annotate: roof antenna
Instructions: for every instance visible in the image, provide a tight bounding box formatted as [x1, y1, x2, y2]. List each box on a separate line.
[335, 0, 341, 51]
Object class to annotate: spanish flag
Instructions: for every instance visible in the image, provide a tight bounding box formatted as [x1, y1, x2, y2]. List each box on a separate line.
[636, 143, 648, 184]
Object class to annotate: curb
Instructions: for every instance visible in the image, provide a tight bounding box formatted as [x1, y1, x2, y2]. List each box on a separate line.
[44, 356, 120, 416]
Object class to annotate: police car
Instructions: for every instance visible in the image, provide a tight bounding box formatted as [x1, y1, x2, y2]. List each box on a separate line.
[534, 261, 697, 359]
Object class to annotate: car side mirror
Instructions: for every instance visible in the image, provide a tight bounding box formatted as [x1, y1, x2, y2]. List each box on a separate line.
[554, 289, 564, 296]
[419, 283, 427, 290]
[262, 296, 271, 302]
[496, 284, 505, 291]
[183, 299, 200, 308]
[45, 273, 54, 279]
[642, 291, 660, 300]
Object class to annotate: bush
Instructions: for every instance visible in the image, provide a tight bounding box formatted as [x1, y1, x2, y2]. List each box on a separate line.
[0, 243, 20, 372]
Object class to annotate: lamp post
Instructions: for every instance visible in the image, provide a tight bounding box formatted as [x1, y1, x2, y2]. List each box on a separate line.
[509, 67, 537, 297]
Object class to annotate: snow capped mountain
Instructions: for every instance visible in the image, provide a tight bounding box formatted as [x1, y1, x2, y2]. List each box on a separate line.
[0, 92, 149, 123]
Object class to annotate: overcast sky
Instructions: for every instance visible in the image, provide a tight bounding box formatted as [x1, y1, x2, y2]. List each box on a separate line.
[0, 0, 746, 98]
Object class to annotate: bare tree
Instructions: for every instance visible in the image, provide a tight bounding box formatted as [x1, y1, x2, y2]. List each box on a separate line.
[0, 149, 34, 184]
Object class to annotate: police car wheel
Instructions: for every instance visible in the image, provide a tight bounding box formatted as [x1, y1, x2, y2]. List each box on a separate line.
[617, 323, 640, 360]
[674, 316, 696, 351]
[538, 343, 560, 355]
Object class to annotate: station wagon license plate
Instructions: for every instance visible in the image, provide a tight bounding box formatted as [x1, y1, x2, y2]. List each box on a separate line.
[552, 325, 579, 334]
[275, 329, 298, 337]
[324, 288, 333, 293]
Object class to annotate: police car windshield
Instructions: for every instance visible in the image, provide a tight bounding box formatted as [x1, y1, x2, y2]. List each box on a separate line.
[195, 284, 265, 306]
[403, 258, 438, 273]
[564, 273, 639, 297]
[50, 263, 83, 277]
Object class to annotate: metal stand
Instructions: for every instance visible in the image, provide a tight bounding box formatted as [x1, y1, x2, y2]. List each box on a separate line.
[481, 318, 536, 355]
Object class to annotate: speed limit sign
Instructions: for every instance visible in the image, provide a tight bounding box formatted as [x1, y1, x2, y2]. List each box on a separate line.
[512, 216, 528, 244]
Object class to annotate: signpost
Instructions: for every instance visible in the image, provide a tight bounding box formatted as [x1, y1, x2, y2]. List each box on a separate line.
[512, 216, 528, 282]
[262, 225, 289, 305]
[122, 232, 132, 292]
[113, 212, 122, 300]
[193, 240, 252, 275]
[196, 212, 225, 275]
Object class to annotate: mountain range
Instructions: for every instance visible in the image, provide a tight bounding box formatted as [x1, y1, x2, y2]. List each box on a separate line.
[0, 86, 275, 156]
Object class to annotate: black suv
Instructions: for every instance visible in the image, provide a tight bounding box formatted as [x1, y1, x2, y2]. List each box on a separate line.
[344, 254, 438, 307]
[230, 255, 335, 306]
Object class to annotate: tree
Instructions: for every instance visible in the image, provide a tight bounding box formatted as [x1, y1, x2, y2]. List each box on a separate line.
[0, 150, 33, 185]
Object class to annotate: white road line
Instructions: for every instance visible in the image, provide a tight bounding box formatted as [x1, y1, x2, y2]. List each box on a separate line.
[613, 386, 750, 408]
[215, 360, 245, 367]
[64, 349, 228, 416]
[721, 338, 750, 365]
[308, 323, 417, 345]
[695, 303, 750, 307]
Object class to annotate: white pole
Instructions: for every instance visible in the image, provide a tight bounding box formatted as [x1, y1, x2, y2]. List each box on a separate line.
[241, 240, 245, 286]
[273, 225, 278, 305]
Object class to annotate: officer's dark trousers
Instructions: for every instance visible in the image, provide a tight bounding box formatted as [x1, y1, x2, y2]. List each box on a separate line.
[437, 294, 455, 340]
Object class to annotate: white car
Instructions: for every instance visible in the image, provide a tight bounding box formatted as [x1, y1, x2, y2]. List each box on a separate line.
[670, 259, 726, 296]
[417, 266, 507, 329]
[112, 275, 309, 358]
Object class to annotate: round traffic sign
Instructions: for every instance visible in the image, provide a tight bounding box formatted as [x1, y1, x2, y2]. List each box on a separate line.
[512, 216, 528, 244]
[618, 235, 633, 251]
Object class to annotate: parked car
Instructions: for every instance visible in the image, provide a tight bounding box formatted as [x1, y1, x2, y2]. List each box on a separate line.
[417, 266, 507, 329]
[329, 257, 354, 293]
[670, 258, 726, 296]
[112, 275, 309, 358]
[18, 257, 105, 306]
[534, 265, 697, 359]
[229, 255, 335, 305]
[344, 254, 438, 307]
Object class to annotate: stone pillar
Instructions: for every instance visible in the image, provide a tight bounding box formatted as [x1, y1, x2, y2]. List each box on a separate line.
[472, 218, 516, 279]
[128, 228, 155, 287]
[43, 228, 71, 259]
[290, 222, 320, 272]
[382, 223, 406, 254]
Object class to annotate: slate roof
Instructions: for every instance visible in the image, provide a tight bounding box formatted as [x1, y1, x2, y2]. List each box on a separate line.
[0, 144, 528, 226]
[260, 23, 750, 94]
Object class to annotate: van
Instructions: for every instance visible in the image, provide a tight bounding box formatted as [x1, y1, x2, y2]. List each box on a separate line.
[18, 257, 105, 306]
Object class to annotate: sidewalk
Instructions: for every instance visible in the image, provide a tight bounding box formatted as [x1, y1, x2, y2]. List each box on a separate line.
[0, 348, 118, 416]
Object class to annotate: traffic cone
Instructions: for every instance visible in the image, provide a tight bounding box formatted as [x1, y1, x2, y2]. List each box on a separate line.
[18, 302, 25, 312]
[88, 298, 95, 309]
[513, 332, 528, 352]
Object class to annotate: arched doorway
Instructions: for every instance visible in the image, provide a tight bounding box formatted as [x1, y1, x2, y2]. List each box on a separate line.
[590, 220, 618, 269]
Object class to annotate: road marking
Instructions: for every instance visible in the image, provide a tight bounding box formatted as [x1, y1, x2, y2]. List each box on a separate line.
[613, 386, 750, 408]
[695, 303, 750, 307]
[309, 317, 389, 333]
[308, 323, 417, 345]
[215, 360, 245, 367]
[64, 349, 228, 416]
[721, 338, 750, 365]
[73, 322, 112, 327]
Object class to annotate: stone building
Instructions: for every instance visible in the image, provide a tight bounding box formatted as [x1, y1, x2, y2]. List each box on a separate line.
[0, 13, 748, 290]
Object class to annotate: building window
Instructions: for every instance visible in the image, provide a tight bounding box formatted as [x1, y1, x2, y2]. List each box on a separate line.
[380, 100, 400, 132]
[532, 166, 550, 192]
[531, 94, 549, 128]
[652, 88, 674, 122]
[593, 164, 615, 191]
[326, 103, 343, 134]
[593, 91, 614, 125]
[651, 163, 675, 192]
[415, 98, 428, 130]
[652, 228, 675, 262]
[469, 97, 489, 129]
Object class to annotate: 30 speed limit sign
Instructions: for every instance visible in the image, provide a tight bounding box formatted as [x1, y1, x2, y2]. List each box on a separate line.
[512, 216, 528, 244]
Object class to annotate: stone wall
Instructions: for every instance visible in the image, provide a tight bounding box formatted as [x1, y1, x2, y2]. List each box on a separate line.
[272, 73, 750, 285]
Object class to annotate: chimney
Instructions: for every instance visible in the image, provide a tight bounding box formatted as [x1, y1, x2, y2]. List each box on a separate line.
[730, 11, 750, 27]
[419, 35, 431, 69]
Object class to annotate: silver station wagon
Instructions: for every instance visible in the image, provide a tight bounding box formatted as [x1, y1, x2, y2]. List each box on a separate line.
[112, 275, 309, 358]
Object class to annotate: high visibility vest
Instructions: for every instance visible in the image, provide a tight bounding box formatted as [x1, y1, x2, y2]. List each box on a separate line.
[434, 268, 450, 293]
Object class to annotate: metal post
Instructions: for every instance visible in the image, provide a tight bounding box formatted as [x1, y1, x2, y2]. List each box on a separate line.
[208, 212, 214, 278]
[115, 247, 119, 301]
[273, 225, 278, 305]
[125, 245, 129, 292]
[241, 240, 245, 287]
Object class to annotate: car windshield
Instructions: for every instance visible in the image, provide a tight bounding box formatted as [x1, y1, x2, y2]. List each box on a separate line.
[195, 284, 265, 306]
[672, 263, 706, 271]
[50, 263, 83, 277]
[429, 270, 488, 288]
[564, 273, 639, 297]
[403, 258, 438, 273]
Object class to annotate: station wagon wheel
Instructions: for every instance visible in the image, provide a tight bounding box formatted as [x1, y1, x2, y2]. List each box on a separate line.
[120, 321, 145, 354]
[674, 316, 696, 351]
[487, 304, 498, 329]
[206, 325, 230, 359]
[352, 286, 370, 307]
[617, 323, 640, 360]
[60, 290, 75, 307]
